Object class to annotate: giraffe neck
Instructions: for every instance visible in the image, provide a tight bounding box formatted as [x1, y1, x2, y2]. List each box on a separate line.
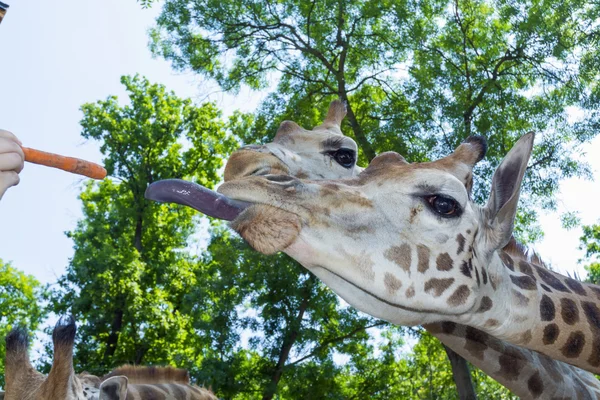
[425, 322, 600, 399]
[461, 248, 600, 374]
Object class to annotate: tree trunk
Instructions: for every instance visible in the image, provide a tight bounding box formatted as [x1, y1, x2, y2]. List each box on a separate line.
[262, 280, 313, 400]
[444, 344, 477, 400]
[103, 308, 124, 362]
[134, 214, 143, 253]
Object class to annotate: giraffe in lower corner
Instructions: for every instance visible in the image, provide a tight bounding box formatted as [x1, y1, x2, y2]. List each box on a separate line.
[216, 130, 600, 386]
[3, 315, 217, 400]
[215, 101, 600, 399]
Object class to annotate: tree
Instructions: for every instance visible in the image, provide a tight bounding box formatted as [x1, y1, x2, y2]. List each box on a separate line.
[151, 0, 599, 241]
[48, 75, 237, 374]
[0, 259, 46, 388]
[581, 223, 600, 284]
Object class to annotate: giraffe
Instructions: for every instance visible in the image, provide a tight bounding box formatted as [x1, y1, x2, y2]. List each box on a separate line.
[3, 316, 217, 400]
[213, 131, 600, 378]
[146, 103, 600, 399]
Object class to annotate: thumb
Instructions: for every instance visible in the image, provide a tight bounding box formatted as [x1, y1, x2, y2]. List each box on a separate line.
[0, 171, 20, 200]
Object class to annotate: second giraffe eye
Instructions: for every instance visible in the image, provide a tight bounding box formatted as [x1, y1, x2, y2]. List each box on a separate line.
[329, 149, 356, 168]
[425, 195, 461, 217]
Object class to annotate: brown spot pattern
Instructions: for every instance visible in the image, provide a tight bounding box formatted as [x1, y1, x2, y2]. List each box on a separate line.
[565, 278, 586, 295]
[527, 371, 544, 398]
[384, 272, 402, 294]
[384, 244, 412, 272]
[464, 326, 489, 360]
[424, 278, 455, 297]
[405, 284, 415, 298]
[582, 301, 600, 367]
[540, 295, 555, 321]
[590, 286, 600, 301]
[500, 252, 514, 271]
[417, 245, 430, 273]
[588, 338, 600, 368]
[460, 261, 471, 278]
[536, 266, 570, 293]
[512, 290, 529, 307]
[436, 252, 454, 271]
[442, 321, 457, 334]
[456, 233, 465, 255]
[561, 331, 585, 358]
[477, 296, 493, 313]
[543, 323, 559, 345]
[519, 260, 535, 277]
[484, 319, 499, 328]
[520, 330, 532, 345]
[541, 284, 552, 293]
[497, 347, 527, 381]
[510, 275, 536, 290]
[560, 298, 579, 325]
[447, 285, 470, 307]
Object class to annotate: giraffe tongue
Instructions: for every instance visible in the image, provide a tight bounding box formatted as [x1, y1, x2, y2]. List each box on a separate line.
[144, 179, 251, 221]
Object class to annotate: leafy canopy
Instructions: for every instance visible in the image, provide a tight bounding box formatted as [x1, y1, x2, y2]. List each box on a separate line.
[48, 75, 236, 373]
[0, 259, 46, 388]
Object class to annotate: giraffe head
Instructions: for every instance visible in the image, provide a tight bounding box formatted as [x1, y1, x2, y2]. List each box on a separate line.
[216, 133, 535, 325]
[223, 99, 362, 183]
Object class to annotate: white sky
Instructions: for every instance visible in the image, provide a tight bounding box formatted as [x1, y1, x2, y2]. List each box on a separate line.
[0, 0, 599, 332]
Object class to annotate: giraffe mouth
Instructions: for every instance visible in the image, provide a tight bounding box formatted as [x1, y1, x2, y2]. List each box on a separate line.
[145, 179, 251, 221]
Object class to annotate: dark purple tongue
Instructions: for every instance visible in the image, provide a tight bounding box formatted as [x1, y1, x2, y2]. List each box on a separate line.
[145, 179, 250, 221]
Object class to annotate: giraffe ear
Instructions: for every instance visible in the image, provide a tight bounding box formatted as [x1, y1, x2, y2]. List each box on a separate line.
[483, 133, 535, 250]
[99, 376, 128, 399]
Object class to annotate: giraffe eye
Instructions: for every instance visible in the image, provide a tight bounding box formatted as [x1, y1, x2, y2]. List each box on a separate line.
[425, 195, 461, 217]
[328, 148, 356, 168]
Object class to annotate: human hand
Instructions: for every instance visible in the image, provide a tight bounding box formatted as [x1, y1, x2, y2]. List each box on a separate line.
[0, 130, 25, 200]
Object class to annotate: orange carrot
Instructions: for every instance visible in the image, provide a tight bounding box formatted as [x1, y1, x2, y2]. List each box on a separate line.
[22, 147, 107, 180]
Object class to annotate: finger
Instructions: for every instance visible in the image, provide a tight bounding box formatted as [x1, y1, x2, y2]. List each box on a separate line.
[0, 129, 23, 145]
[0, 137, 25, 158]
[0, 171, 20, 200]
[0, 152, 25, 173]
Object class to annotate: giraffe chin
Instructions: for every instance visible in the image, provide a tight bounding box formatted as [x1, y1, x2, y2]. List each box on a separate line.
[229, 204, 301, 255]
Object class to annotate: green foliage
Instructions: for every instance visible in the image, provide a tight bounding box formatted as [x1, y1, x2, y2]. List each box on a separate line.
[0, 259, 46, 388]
[151, 0, 599, 240]
[47, 75, 237, 374]
[581, 223, 600, 284]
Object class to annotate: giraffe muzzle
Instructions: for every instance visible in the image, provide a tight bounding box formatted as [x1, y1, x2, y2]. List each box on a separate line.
[145, 179, 251, 221]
